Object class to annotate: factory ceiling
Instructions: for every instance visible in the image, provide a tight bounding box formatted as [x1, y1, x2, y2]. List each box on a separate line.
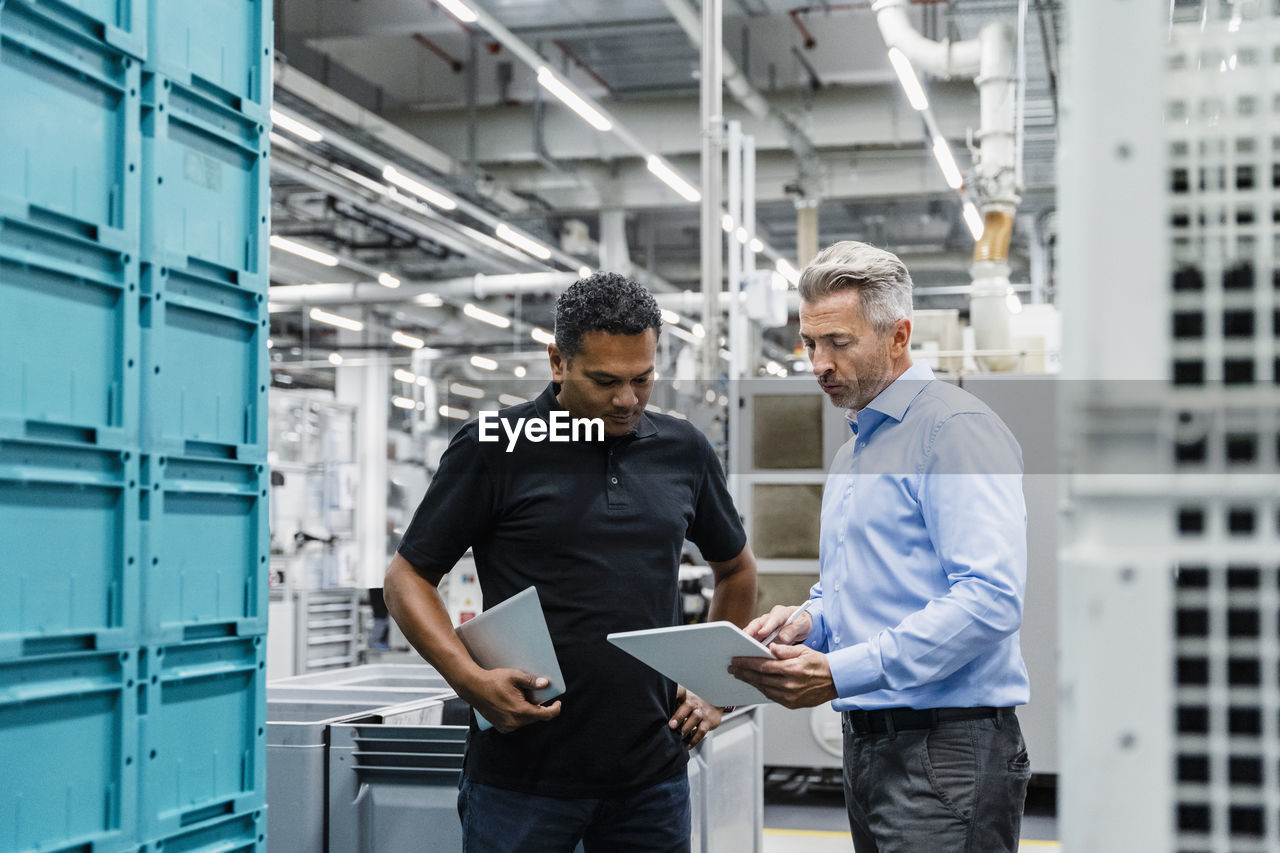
[268, 0, 1061, 376]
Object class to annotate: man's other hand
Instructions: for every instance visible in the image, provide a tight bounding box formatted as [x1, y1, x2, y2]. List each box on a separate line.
[669, 685, 722, 749]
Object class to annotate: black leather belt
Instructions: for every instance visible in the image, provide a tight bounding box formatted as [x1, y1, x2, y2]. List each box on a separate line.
[843, 706, 1014, 736]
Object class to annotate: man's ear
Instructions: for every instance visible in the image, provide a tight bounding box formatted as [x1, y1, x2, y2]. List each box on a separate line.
[889, 318, 912, 359]
[548, 343, 566, 382]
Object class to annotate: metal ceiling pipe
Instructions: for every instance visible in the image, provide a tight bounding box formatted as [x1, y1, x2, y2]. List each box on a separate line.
[871, 0, 981, 78]
[268, 273, 578, 306]
[660, 0, 821, 182]
[873, 0, 1020, 371]
[968, 20, 1020, 371]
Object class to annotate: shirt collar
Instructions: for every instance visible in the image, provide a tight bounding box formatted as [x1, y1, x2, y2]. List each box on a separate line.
[533, 382, 658, 439]
[857, 361, 935, 423]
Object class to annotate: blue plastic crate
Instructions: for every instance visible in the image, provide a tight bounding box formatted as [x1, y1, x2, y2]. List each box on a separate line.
[137, 809, 266, 853]
[138, 455, 269, 643]
[137, 262, 268, 461]
[0, 649, 139, 852]
[7, 0, 146, 59]
[0, 219, 139, 446]
[137, 636, 267, 839]
[140, 76, 270, 281]
[0, 0, 141, 253]
[145, 0, 272, 120]
[0, 439, 140, 659]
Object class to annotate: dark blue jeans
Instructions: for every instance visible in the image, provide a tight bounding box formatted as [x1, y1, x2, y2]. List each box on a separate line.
[457, 772, 691, 853]
[843, 712, 1032, 853]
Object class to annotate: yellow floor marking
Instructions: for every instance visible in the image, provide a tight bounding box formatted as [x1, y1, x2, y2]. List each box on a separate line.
[762, 828, 1061, 848]
[762, 828, 850, 838]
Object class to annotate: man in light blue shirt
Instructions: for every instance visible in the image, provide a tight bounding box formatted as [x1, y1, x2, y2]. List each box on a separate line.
[730, 241, 1031, 853]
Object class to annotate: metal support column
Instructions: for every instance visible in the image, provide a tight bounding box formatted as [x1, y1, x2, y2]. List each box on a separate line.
[335, 341, 389, 590]
[699, 0, 723, 381]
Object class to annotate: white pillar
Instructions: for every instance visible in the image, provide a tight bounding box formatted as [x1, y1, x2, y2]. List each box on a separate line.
[336, 350, 389, 589]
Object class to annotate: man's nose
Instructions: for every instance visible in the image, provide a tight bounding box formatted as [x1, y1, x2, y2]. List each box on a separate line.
[810, 348, 831, 376]
[613, 385, 638, 408]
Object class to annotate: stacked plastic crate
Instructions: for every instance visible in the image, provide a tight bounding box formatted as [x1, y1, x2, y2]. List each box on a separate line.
[0, 2, 272, 850]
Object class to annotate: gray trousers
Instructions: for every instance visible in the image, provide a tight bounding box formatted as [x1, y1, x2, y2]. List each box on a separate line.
[842, 712, 1032, 853]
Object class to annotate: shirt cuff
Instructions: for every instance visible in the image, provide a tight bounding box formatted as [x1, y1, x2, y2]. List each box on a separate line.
[827, 643, 885, 699]
[803, 603, 830, 652]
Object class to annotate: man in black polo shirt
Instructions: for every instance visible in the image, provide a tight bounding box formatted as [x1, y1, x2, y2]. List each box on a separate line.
[384, 273, 757, 852]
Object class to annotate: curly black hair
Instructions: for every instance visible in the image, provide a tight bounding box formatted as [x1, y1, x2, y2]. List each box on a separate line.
[553, 272, 662, 360]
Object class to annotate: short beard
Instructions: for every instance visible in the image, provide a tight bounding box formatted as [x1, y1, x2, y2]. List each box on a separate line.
[825, 365, 892, 412]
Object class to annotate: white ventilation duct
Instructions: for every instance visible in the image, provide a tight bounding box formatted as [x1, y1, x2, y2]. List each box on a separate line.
[873, 0, 1021, 371]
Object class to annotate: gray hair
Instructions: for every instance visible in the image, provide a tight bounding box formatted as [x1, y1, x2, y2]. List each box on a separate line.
[797, 241, 913, 334]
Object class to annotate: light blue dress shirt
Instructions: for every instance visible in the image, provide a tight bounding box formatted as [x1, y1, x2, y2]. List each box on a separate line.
[804, 361, 1030, 711]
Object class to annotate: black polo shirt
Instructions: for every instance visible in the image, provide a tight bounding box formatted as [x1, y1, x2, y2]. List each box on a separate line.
[397, 382, 746, 797]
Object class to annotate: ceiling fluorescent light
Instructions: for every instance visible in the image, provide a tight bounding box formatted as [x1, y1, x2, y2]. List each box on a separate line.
[887, 48, 929, 111]
[439, 405, 471, 420]
[450, 382, 484, 399]
[271, 235, 339, 267]
[536, 67, 613, 132]
[578, 266, 592, 278]
[270, 109, 324, 142]
[392, 396, 416, 410]
[660, 309, 681, 325]
[531, 327, 555, 346]
[931, 136, 964, 189]
[495, 224, 552, 260]
[378, 272, 401, 289]
[734, 227, 749, 245]
[463, 303, 511, 328]
[513, 365, 527, 378]
[691, 323, 706, 339]
[309, 307, 364, 331]
[382, 166, 457, 210]
[435, 0, 478, 23]
[962, 202, 985, 240]
[499, 393, 527, 407]
[749, 238, 764, 254]
[646, 155, 701, 203]
[392, 330, 425, 349]
[394, 369, 417, 383]
[721, 214, 735, 233]
[775, 258, 800, 285]
[470, 355, 499, 371]
[415, 293, 444, 308]
[328, 352, 343, 366]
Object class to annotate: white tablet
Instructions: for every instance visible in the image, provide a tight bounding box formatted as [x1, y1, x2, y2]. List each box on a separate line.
[456, 586, 566, 729]
[607, 621, 777, 707]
